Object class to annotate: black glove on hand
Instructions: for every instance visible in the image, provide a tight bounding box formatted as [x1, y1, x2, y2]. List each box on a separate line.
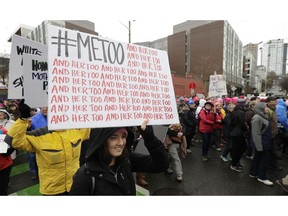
[18, 99, 31, 118]
[137, 125, 156, 143]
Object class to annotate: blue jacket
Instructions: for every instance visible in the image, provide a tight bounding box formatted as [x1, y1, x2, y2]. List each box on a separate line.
[276, 99, 288, 130]
[31, 112, 47, 130]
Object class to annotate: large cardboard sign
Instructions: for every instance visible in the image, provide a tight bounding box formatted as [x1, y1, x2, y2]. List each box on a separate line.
[8, 35, 47, 99]
[208, 74, 227, 97]
[23, 55, 48, 108]
[47, 25, 179, 130]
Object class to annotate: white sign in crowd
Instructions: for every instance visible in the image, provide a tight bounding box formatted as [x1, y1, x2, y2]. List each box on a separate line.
[208, 74, 227, 98]
[8, 25, 179, 130]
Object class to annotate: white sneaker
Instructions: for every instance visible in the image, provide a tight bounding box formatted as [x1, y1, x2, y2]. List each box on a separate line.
[186, 149, 192, 154]
[221, 155, 229, 162]
[176, 175, 183, 182]
[257, 178, 274, 186]
[166, 168, 173, 174]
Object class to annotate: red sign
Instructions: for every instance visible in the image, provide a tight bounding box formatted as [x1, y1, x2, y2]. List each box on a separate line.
[188, 82, 196, 89]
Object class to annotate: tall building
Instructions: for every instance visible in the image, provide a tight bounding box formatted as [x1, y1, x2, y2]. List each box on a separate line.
[243, 43, 259, 90]
[168, 20, 243, 94]
[261, 39, 286, 75]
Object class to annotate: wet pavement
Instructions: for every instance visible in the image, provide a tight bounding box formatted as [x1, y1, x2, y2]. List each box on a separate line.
[144, 141, 288, 196]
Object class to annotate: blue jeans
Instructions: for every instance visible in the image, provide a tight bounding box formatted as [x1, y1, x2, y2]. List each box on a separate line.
[27, 152, 38, 175]
[249, 150, 270, 180]
[201, 132, 212, 156]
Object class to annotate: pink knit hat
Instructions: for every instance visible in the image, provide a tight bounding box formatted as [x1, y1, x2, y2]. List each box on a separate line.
[115, 128, 128, 137]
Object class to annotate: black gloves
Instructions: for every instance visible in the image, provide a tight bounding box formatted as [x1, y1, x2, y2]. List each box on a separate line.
[18, 99, 31, 118]
[137, 125, 156, 143]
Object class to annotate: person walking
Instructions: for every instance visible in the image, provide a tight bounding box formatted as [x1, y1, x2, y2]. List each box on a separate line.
[198, 100, 215, 161]
[249, 102, 273, 186]
[229, 98, 248, 172]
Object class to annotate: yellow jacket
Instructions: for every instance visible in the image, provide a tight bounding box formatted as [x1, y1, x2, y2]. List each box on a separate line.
[5, 119, 90, 195]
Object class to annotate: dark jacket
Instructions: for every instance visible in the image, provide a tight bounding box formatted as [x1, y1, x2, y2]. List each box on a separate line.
[229, 105, 248, 137]
[181, 107, 197, 136]
[69, 126, 169, 195]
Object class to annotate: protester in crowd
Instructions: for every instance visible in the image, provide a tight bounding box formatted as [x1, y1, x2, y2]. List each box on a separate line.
[181, 99, 197, 153]
[4, 100, 90, 195]
[195, 98, 206, 121]
[198, 100, 215, 161]
[210, 100, 224, 152]
[7, 101, 20, 121]
[27, 107, 48, 180]
[221, 103, 236, 162]
[249, 102, 273, 186]
[244, 100, 257, 160]
[165, 123, 187, 182]
[266, 96, 282, 171]
[0, 109, 15, 195]
[177, 96, 189, 119]
[30, 108, 38, 117]
[2, 100, 10, 111]
[229, 98, 248, 172]
[69, 119, 169, 195]
[276, 98, 288, 158]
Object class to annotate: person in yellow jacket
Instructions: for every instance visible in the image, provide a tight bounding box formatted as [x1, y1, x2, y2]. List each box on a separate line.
[4, 100, 90, 195]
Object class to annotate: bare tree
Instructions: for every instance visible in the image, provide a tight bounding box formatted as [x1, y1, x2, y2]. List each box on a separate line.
[280, 76, 288, 97]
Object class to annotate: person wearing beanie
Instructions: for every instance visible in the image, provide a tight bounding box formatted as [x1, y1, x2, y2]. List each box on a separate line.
[249, 102, 273, 186]
[221, 103, 236, 162]
[181, 99, 197, 153]
[210, 101, 224, 152]
[198, 101, 215, 161]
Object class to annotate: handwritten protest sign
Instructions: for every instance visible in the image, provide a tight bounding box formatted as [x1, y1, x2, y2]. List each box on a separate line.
[0, 134, 9, 153]
[23, 55, 48, 108]
[47, 25, 179, 130]
[208, 74, 227, 98]
[8, 35, 47, 99]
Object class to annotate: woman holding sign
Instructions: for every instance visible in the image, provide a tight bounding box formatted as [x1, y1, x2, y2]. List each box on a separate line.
[0, 109, 15, 195]
[69, 119, 169, 195]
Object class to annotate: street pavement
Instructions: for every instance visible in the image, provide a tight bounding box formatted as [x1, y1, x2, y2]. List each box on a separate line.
[144, 141, 288, 196]
[7, 140, 288, 196]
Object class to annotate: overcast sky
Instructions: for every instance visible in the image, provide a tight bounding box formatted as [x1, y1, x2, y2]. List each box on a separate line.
[1, 0, 288, 54]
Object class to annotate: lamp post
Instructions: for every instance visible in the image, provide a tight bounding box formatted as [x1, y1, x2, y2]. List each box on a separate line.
[119, 20, 136, 43]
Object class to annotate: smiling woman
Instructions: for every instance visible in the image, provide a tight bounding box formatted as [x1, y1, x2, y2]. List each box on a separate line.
[69, 119, 169, 195]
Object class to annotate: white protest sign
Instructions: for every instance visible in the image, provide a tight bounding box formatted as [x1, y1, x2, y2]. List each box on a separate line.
[208, 74, 227, 97]
[47, 25, 179, 130]
[23, 54, 48, 108]
[0, 134, 9, 153]
[8, 35, 47, 99]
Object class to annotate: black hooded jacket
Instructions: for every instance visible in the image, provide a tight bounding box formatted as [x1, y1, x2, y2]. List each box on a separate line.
[69, 126, 169, 195]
